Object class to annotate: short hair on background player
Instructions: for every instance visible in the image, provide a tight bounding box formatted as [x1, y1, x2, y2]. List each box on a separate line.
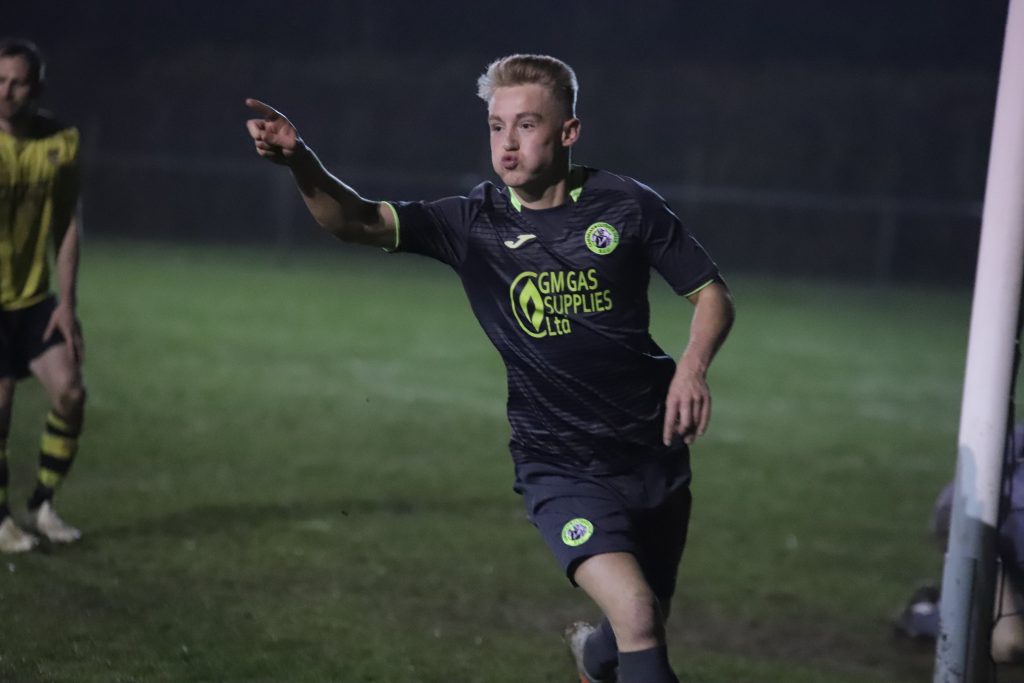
[477, 54, 578, 118]
[0, 38, 46, 91]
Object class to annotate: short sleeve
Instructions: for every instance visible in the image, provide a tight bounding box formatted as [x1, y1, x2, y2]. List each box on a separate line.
[639, 188, 719, 296]
[50, 127, 81, 247]
[388, 195, 479, 269]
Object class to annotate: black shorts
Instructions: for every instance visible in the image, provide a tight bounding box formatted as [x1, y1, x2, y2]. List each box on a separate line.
[513, 450, 692, 601]
[0, 296, 64, 380]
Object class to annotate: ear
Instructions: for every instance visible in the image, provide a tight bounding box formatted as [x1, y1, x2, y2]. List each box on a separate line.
[561, 117, 581, 148]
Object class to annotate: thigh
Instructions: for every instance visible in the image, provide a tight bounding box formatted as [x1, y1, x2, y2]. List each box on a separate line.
[5, 297, 64, 382]
[29, 340, 80, 401]
[515, 462, 640, 584]
[635, 483, 692, 603]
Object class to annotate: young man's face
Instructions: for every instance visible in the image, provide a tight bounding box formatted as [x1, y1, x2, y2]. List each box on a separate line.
[0, 55, 36, 125]
[487, 83, 578, 192]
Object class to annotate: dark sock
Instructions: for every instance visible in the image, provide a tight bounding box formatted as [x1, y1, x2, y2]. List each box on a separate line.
[618, 646, 678, 683]
[582, 619, 618, 680]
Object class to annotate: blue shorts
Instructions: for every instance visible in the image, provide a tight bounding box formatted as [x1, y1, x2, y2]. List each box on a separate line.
[0, 296, 64, 380]
[513, 450, 692, 601]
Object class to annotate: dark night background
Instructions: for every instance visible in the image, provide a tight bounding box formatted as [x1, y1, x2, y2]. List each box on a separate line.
[8, 1, 1012, 283]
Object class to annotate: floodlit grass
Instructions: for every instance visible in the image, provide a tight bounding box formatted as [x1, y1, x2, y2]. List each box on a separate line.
[0, 238, 1012, 682]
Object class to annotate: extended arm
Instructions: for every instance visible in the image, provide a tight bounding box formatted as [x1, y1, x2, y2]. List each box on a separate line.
[244, 99, 396, 247]
[44, 204, 85, 363]
[662, 281, 735, 446]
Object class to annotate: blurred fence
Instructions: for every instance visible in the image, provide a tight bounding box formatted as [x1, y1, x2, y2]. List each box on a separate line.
[59, 48, 994, 287]
[84, 153, 981, 285]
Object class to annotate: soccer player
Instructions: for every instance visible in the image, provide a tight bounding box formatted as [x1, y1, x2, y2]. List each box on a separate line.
[246, 54, 734, 683]
[0, 39, 86, 553]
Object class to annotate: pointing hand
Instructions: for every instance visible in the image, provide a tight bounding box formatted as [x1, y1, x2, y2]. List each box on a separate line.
[245, 98, 303, 165]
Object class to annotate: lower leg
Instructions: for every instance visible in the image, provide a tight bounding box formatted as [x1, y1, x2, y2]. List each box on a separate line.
[28, 408, 82, 510]
[0, 380, 38, 553]
[0, 378, 12, 521]
[27, 345, 86, 510]
[618, 646, 678, 683]
[582, 618, 617, 680]
[0, 437, 9, 521]
[574, 552, 677, 683]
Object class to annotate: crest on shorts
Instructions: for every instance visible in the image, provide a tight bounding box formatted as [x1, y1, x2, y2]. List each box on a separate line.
[561, 518, 594, 547]
[584, 222, 619, 255]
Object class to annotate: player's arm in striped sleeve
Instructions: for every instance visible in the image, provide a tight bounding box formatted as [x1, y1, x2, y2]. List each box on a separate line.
[244, 98, 396, 249]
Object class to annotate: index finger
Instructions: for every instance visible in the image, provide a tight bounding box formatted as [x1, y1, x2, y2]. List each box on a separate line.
[696, 396, 711, 437]
[245, 98, 281, 120]
[677, 399, 694, 438]
[662, 395, 679, 446]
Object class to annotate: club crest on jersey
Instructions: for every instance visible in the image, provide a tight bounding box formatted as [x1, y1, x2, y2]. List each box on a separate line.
[46, 149, 60, 166]
[584, 222, 619, 255]
[561, 518, 594, 547]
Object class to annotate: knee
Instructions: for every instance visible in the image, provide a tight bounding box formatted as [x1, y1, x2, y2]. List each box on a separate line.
[608, 588, 664, 649]
[57, 381, 87, 418]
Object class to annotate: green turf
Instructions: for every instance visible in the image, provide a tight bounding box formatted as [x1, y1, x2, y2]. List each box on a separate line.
[0, 238, 1014, 682]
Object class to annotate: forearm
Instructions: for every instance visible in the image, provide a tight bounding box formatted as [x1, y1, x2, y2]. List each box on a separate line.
[55, 211, 81, 310]
[288, 144, 386, 244]
[678, 282, 735, 375]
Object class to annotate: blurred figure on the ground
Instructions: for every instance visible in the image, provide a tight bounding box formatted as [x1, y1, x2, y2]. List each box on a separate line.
[0, 38, 86, 553]
[246, 53, 735, 683]
[897, 423, 1024, 663]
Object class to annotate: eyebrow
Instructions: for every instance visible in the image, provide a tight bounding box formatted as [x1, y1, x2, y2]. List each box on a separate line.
[488, 111, 545, 122]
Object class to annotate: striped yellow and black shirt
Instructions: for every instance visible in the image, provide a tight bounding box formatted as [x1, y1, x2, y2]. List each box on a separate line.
[0, 114, 80, 311]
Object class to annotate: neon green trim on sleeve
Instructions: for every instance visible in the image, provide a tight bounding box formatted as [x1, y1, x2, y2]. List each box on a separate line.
[381, 201, 400, 252]
[683, 279, 716, 298]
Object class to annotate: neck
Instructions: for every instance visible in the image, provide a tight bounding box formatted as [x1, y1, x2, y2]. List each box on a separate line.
[515, 181, 567, 210]
[513, 162, 571, 210]
[0, 111, 31, 137]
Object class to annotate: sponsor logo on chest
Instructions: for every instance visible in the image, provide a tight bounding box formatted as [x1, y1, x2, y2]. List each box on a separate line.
[509, 267, 614, 339]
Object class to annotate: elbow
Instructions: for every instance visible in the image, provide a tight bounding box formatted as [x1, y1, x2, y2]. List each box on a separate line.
[309, 210, 354, 241]
[702, 281, 736, 331]
[721, 285, 736, 320]
[721, 287, 737, 330]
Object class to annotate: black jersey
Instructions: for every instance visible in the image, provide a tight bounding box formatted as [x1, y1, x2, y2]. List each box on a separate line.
[389, 166, 719, 473]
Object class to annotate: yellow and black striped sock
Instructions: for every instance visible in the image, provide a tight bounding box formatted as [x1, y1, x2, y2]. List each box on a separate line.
[28, 412, 80, 511]
[0, 440, 9, 521]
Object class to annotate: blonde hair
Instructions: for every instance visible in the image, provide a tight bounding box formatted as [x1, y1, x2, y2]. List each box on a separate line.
[476, 54, 578, 117]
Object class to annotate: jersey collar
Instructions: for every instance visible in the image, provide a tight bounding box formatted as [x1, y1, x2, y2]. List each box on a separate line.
[507, 165, 586, 212]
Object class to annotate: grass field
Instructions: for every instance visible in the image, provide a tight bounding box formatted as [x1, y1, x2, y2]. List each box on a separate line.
[0, 237, 1015, 682]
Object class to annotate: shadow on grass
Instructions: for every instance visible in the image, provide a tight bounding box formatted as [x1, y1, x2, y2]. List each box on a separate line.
[93, 495, 524, 540]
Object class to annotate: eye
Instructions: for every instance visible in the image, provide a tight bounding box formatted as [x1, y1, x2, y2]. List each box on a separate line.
[489, 123, 503, 133]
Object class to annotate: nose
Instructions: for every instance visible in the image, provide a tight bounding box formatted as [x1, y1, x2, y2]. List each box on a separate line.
[503, 129, 518, 151]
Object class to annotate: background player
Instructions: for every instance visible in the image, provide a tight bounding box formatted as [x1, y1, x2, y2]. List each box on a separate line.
[0, 39, 86, 552]
[246, 54, 734, 683]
